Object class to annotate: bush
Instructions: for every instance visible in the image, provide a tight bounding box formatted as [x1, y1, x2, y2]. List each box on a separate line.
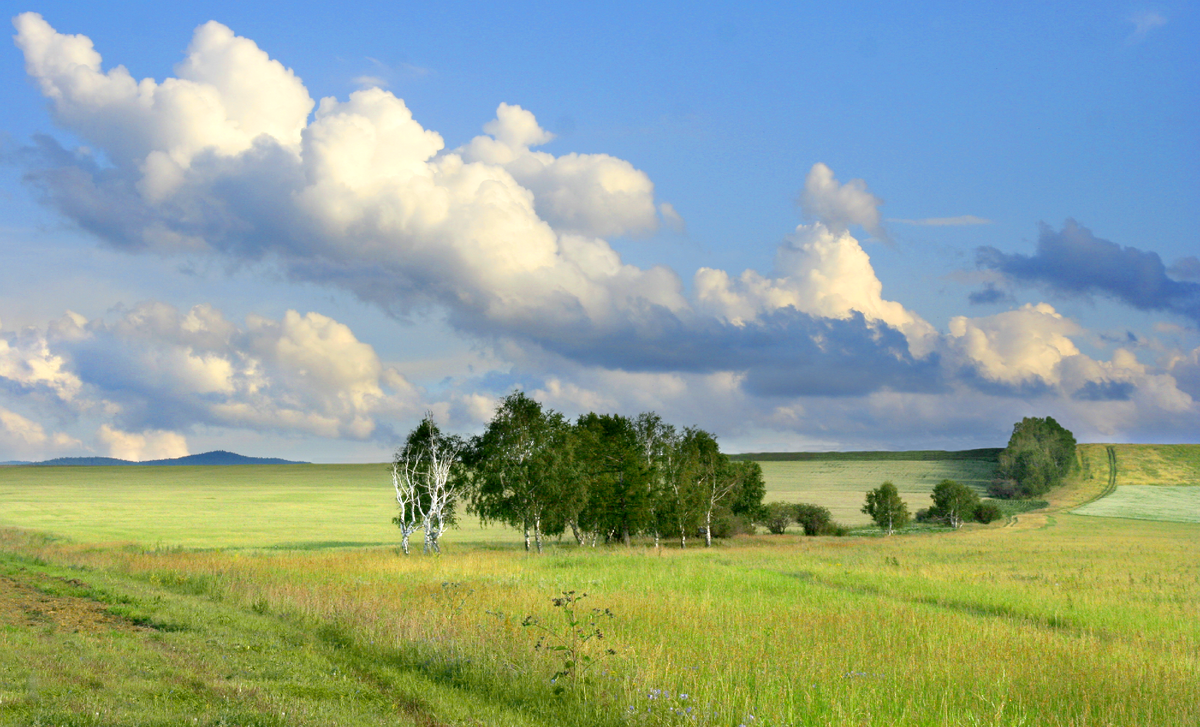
[974, 502, 1003, 524]
[914, 507, 936, 523]
[707, 506, 755, 538]
[794, 503, 833, 535]
[987, 478, 1021, 499]
[760, 502, 796, 534]
[823, 521, 850, 537]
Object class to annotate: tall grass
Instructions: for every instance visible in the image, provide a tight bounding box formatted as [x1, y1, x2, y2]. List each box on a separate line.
[3, 507, 1198, 726]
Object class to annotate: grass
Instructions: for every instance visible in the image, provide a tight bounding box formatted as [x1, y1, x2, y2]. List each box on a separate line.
[0, 453, 1198, 725]
[754, 459, 996, 526]
[1073, 486, 1200, 523]
[1070, 443, 1200, 523]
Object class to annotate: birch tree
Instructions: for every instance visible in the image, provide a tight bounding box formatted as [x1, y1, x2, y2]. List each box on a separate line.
[392, 412, 466, 554]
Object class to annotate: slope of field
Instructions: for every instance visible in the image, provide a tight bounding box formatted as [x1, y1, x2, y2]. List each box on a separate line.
[1073, 443, 1200, 523]
[757, 458, 997, 526]
[0, 464, 504, 549]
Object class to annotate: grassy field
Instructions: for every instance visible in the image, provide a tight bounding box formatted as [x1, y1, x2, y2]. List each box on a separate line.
[0, 464, 513, 550]
[1070, 443, 1200, 524]
[754, 458, 996, 526]
[0, 456, 997, 547]
[1, 452, 1198, 725]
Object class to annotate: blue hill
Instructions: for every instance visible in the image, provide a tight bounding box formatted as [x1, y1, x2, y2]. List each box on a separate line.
[27, 450, 307, 466]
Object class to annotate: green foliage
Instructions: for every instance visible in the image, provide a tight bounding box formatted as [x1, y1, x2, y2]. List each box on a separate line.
[995, 416, 1077, 498]
[862, 481, 911, 534]
[974, 502, 1003, 524]
[760, 501, 796, 534]
[467, 392, 581, 551]
[929, 479, 981, 529]
[574, 413, 653, 546]
[793, 503, 833, 535]
[521, 591, 616, 694]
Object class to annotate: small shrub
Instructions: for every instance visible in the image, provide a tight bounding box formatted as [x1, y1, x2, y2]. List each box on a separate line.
[708, 506, 755, 538]
[914, 507, 935, 523]
[760, 502, 796, 534]
[987, 478, 1021, 499]
[974, 502, 1002, 524]
[823, 521, 850, 536]
[794, 503, 833, 536]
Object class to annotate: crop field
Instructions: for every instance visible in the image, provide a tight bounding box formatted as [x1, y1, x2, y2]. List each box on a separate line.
[1, 453, 1198, 725]
[754, 457, 997, 526]
[1071, 443, 1200, 524]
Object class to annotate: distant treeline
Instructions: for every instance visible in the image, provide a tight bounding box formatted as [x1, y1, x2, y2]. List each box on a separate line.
[730, 449, 1003, 463]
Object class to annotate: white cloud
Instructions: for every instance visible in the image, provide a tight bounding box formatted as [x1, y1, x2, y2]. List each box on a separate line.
[9, 16, 1198, 450]
[659, 202, 686, 232]
[1127, 11, 1167, 44]
[947, 303, 1081, 386]
[460, 103, 660, 237]
[695, 221, 937, 356]
[0, 405, 79, 457]
[97, 424, 189, 461]
[889, 215, 992, 226]
[798, 162, 886, 240]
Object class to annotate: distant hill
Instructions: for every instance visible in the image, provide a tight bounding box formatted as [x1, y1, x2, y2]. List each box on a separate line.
[0, 461, 32, 466]
[25, 450, 308, 466]
[730, 448, 1003, 462]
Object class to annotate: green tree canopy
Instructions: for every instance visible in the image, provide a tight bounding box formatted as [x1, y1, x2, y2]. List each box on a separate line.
[929, 479, 979, 529]
[862, 481, 910, 535]
[994, 416, 1077, 498]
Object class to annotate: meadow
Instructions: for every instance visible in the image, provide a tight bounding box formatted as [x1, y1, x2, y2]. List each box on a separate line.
[1071, 443, 1200, 524]
[0, 448, 1197, 725]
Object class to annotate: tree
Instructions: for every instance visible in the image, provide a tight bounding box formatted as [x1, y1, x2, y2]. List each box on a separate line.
[928, 479, 979, 529]
[392, 412, 466, 554]
[862, 481, 910, 535]
[574, 413, 652, 547]
[676, 427, 736, 547]
[468, 391, 578, 552]
[760, 502, 795, 534]
[633, 412, 678, 549]
[794, 503, 832, 536]
[993, 416, 1077, 498]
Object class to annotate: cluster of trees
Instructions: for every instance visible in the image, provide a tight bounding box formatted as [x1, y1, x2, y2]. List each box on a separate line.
[861, 479, 1002, 535]
[990, 416, 1077, 499]
[758, 502, 847, 536]
[393, 392, 766, 553]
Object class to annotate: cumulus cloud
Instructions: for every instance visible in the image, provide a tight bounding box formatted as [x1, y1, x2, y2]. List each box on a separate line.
[1, 301, 423, 444]
[8, 15, 1198, 448]
[978, 219, 1200, 326]
[0, 405, 79, 458]
[97, 424, 188, 461]
[11, 15, 940, 398]
[798, 162, 886, 240]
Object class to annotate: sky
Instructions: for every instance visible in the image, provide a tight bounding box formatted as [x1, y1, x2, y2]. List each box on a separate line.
[0, 1, 1197, 462]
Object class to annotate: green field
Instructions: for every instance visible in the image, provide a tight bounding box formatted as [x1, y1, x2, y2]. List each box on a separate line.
[0, 456, 998, 547]
[754, 458, 996, 526]
[1071, 443, 1200, 524]
[1073, 485, 1200, 523]
[1, 452, 1198, 725]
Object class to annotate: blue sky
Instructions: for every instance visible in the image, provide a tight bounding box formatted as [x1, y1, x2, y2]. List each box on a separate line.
[1, 2, 1197, 462]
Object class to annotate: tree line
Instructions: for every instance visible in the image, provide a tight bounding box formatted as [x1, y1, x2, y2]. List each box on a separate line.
[391, 392, 765, 554]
